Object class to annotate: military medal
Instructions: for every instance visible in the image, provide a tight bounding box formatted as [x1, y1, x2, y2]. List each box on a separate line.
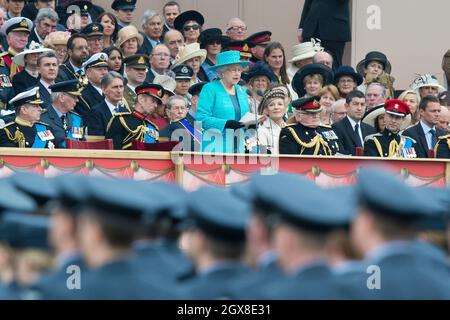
[38, 130, 55, 141]
[71, 127, 83, 139]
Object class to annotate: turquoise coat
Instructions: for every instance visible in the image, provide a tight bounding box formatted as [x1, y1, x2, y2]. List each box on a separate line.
[196, 80, 250, 153]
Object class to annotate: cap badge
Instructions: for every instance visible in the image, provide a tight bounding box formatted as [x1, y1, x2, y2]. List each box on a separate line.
[313, 100, 320, 106]
[83, 5, 88, 10]
[157, 89, 163, 97]
[181, 66, 188, 74]
[20, 19, 28, 28]
[92, 25, 99, 32]
[99, 54, 106, 62]
[36, 91, 40, 99]
[394, 104, 399, 109]
[243, 43, 249, 51]
[138, 56, 145, 64]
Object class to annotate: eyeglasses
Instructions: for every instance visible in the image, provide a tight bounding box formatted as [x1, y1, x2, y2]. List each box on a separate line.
[227, 26, 247, 32]
[183, 24, 200, 32]
[208, 40, 222, 45]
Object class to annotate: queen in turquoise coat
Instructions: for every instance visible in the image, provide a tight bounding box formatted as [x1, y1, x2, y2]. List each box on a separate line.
[196, 51, 251, 153]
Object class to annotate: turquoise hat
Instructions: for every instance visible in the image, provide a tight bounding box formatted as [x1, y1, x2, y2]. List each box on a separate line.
[209, 50, 251, 71]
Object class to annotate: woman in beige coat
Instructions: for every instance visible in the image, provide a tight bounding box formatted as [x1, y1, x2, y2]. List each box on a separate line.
[257, 89, 288, 154]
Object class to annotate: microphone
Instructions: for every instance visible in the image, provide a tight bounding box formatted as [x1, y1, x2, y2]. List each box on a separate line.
[246, 89, 260, 154]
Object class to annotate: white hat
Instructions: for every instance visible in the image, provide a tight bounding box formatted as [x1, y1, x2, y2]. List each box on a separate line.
[153, 75, 176, 96]
[410, 74, 445, 93]
[289, 38, 323, 63]
[9, 86, 43, 108]
[82, 52, 109, 70]
[171, 43, 207, 69]
[13, 41, 54, 67]
[0, 17, 33, 35]
[362, 104, 412, 131]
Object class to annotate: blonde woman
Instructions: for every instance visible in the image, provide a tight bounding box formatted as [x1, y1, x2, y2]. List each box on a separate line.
[257, 89, 287, 154]
[398, 89, 421, 126]
[318, 85, 340, 125]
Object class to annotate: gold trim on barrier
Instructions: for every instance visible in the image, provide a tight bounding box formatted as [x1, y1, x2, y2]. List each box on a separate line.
[130, 160, 139, 172]
[40, 158, 49, 169]
[312, 165, 321, 177]
[0, 157, 3, 168]
[400, 167, 409, 178]
[85, 159, 94, 170]
[446, 163, 450, 186]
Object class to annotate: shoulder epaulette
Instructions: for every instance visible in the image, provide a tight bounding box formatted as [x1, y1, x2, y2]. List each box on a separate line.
[0, 52, 9, 58]
[285, 123, 297, 127]
[35, 121, 51, 126]
[1, 121, 15, 128]
[438, 134, 450, 140]
[69, 110, 80, 116]
[364, 133, 382, 142]
[319, 124, 332, 129]
[114, 112, 131, 116]
[403, 135, 417, 144]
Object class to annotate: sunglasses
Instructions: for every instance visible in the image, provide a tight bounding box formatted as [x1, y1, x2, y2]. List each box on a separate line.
[184, 24, 200, 32]
[208, 40, 222, 45]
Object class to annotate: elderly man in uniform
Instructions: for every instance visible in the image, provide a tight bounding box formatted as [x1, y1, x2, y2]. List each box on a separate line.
[39, 80, 85, 148]
[0, 17, 33, 79]
[246, 31, 271, 63]
[81, 22, 104, 56]
[0, 86, 55, 148]
[363, 99, 418, 158]
[122, 54, 149, 110]
[105, 83, 163, 150]
[279, 96, 344, 155]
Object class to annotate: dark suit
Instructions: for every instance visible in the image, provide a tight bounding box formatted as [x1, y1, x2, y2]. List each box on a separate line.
[332, 117, 376, 155]
[145, 70, 157, 84]
[88, 100, 128, 136]
[403, 123, 446, 158]
[37, 81, 53, 109]
[12, 69, 39, 94]
[180, 263, 251, 299]
[28, 29, 42, 46]
[56, 61, 79, 83]
[137, 32, 156, 56]
[76, 83, 103, 128]
[39, 105, 84, 148]
[299, 0, 351, 68]
[160, 114, 200, 151]
[436, 135, 450, 158]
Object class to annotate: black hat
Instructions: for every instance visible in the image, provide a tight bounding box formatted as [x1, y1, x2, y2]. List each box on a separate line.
[188, 82, 207, 96]
[49, 79, 83, 96]
[292, 96, 322, 113]
[123, 54, 149, 70]
[9, 173, 58, 206]
[356, 51, 392, 76]
[0, 212, 50, 249]
[292, 63, 334, 97]
[226, 41, 255, 58]
[81, 22, 104, 37]
[185, 186, 249, 243]
[199, 28, 230, 49]
[246, 31, 272, 46]
[334, 65, 363, 86]
[111, 0, 136, 11]
[173, 10, 204, 32]
[172, 64, 194, 80]
[242, 61, 277, 83]
[135, 82, 164, 103]
[66, 1, 92, 16]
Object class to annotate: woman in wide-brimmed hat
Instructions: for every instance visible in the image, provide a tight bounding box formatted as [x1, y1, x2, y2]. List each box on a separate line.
[43, 31, 71, 64]
[287, 38, 323, 81]
[12, 41, 54, 94]
[171, 42, 207, 84]
[242, 61, 277, 112]
[334, 65, 363, 98]
[197, 50, 256, 153]
[410, 73, 445, 98]
[292, 63, 334, 98]
[174, 10, 204, 45]
[356, 51, 392, 94]
[115, 25, 143, 57]
[199, 28, 230, 81]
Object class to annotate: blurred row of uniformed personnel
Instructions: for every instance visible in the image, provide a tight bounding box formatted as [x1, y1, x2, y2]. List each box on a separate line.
[0, 168, 449, 300]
